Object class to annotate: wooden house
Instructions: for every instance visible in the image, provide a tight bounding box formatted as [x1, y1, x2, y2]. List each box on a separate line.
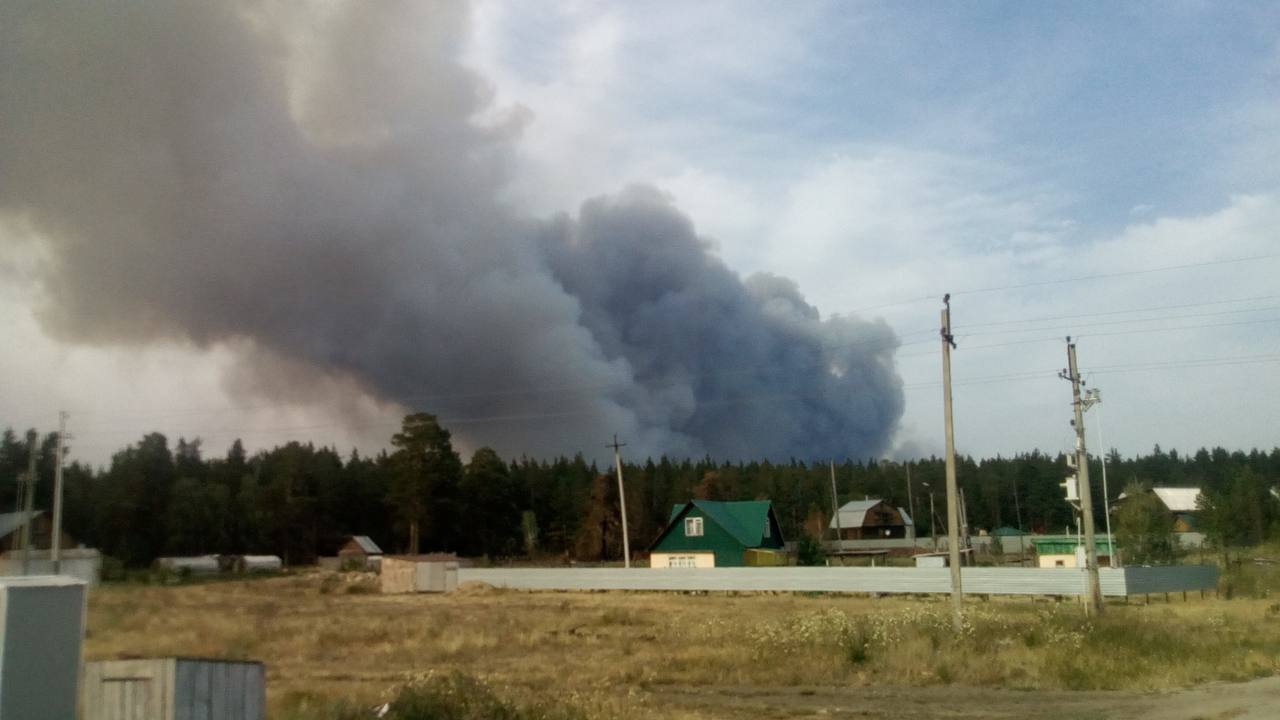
[648, 500, 785, 568]
[0, 511, 78, 552]
[829, 499, 915, 541]
[337, 535, 383, 569]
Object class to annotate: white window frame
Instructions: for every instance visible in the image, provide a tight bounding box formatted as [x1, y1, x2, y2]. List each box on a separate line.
[685, 516, 703, 537]
[763, 520, 771, 538]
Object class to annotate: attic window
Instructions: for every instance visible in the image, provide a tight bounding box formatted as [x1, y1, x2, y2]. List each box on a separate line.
[763, 521, 771, 538]
[685, 517, 703, 537]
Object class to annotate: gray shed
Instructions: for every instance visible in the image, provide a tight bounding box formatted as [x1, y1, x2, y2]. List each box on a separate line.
[0, 575, 86, 720]
[82, 658, 265, 720]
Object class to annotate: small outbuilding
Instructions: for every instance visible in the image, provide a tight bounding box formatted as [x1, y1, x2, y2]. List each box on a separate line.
[82, 658, 265, 720]
[236, 555, 283, 573]
[155, 555, 222, 576]
[337, 535, 383, 569]
[380, 555, 459, 594]
[1032, 536, 1115, 568]
[648, 500, 785, 568]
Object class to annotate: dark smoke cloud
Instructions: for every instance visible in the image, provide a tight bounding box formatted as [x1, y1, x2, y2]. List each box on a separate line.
[0, 1, 903, 460]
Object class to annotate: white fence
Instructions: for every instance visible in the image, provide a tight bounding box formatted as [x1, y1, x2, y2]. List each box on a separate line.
[458, 565, 1217, 597]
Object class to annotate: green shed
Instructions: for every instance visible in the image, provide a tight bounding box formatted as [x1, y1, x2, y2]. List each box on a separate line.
[648, 500, 785, 568]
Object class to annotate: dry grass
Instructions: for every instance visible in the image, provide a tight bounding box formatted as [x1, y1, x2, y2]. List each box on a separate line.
[84, 571, 1280, 718]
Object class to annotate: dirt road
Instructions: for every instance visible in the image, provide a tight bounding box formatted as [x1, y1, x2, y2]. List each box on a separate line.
[655, 675, 1280, 719]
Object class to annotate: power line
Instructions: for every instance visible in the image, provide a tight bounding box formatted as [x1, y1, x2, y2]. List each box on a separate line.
[953, 294, 1280, 331]
[852, 253, 1280, 313]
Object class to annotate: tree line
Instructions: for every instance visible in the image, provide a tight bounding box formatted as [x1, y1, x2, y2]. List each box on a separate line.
[1, 414, 1277, 567]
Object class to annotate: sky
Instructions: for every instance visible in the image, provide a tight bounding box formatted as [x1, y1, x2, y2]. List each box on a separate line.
[2, 1, 1278, 467]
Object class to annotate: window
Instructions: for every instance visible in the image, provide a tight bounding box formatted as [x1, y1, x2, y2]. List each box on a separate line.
[1054, 560, 1065, 568]
[763, 520, 771, 538]
[685, 516, 703, 537]
[668, 555, 697, 568]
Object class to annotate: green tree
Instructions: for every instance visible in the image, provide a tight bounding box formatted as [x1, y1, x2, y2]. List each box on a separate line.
[1200, 467, 1279, 561]
[1114, 480, 1175, 565]
[387, 413, 462, 554]
[459, 447, 521, 557]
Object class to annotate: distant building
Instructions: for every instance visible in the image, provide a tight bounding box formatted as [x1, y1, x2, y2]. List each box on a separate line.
[1032, 536, 1115, 568]
[0, 511, 78, 552]
[338, 535, 383, 569]
[649, 500, 785, 568]
[1116, 486, 1206, 545]
[0, 511, 101, 584]
[829, 499, 915, 541]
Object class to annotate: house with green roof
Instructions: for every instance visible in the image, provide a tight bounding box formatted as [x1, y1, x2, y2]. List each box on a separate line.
[1031, 535, 1115, 568]
[648, 500, 785, 568]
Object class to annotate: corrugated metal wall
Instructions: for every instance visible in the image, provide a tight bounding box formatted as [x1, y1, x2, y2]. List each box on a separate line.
[83, 659, 264, 720]
[458, 565, 1217, 597]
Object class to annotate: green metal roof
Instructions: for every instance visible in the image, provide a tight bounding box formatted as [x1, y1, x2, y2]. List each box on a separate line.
[668, 500, 774, 547]
[991, 526, 1026, 537]
[1031, 535, 1115, 554]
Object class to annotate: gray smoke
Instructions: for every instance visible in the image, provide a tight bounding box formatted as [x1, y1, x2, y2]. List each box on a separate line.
[0, 1, 903, 460]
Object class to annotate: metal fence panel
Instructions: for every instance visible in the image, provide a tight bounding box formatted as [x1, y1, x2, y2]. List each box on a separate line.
[1121, 565, 1218, 595]
[459, 565, 1216, 597]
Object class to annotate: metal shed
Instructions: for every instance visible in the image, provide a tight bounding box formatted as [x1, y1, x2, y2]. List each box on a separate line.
[380, 556, 459, 593]
[82, 658, 264, 720]
[0, 575, 86, 720]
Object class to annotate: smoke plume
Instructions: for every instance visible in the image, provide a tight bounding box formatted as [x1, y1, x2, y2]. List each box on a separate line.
[0, 1, 903, 460]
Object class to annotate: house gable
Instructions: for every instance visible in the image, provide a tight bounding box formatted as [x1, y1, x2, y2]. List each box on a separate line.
[650, 500, 784, 566]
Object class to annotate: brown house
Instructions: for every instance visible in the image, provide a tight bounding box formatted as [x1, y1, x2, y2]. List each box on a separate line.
[0, 511, 78, 552]
[337, 535, 383, 568]
[828, 500, 916, 541]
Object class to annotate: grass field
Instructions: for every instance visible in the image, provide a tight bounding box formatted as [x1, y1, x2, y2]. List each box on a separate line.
[84, 568, 1280, 719]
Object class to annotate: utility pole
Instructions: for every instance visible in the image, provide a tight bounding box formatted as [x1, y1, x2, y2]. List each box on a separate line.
[905, 463, 916, 544]
[52, 411, 69, 574]
[940, 294, 963, 630]
[929, 491, 938, 550]
[1060, 338, 1104, 615]
[830, 460, 843, 552]
[607, 435, 631, 569]
[21, 431, 38, 575]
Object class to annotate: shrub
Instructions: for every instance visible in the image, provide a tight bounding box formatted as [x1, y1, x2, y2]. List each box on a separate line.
[315, 673, 584, 720]
[796, 535, 825, 566]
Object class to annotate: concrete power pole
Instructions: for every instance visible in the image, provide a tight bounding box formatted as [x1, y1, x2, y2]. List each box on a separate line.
[20, 431, 38, 575]
[1061, 338, 1104, 616]
[52, 411, 69, 574]
[607, 435, 631, 569]
[940, 295, 964, 631]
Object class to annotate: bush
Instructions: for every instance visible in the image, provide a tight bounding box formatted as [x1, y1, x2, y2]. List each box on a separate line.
[308, 673, 585, 720]
[796, 535, 826, 566]
[100, 556, 127, 582]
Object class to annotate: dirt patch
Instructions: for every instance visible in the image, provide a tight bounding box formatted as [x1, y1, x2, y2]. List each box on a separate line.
[454, 580, 499, 595]
[650, 676, 1280, 719]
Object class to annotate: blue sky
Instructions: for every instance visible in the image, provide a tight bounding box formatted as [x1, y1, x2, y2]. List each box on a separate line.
[2, 1, 1277, 464]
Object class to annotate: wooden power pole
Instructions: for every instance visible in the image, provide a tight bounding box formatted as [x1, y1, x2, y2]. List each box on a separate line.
[607, 435, 631, 568]
[940, 295, 964, 631]
[1061, 338, 1104, 615]
[830, 460, 843, 552]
